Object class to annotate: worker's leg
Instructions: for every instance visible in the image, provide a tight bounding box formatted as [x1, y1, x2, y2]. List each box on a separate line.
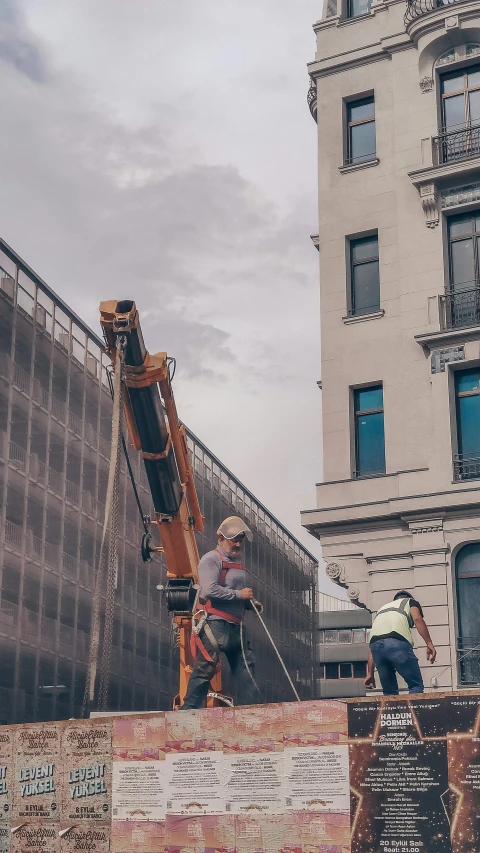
[386, 640, 424, 694]
[225, 624, 259, 706]
[370, 639, 399, 695]
[181, 621, 226, 710]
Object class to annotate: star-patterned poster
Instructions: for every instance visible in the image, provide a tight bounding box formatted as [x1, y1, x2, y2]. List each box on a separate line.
[348, 693, 480, 853]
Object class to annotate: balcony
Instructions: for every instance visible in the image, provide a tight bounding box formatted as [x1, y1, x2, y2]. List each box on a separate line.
[439, 284, 480, 331]
[453, 454, 480, 481]
[433, 124, 480, 166]
[405, 0, 466, 26]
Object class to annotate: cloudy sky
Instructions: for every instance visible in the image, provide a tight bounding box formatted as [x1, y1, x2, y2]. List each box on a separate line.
[1, 1, 339, 591]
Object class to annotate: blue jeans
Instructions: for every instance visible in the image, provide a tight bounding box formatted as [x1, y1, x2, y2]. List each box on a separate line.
[182, 620, 258, 709]
[370, 637, 424, 695]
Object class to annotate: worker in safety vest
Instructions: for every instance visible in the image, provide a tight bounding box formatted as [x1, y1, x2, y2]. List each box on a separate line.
[182, 516, 260, 709]
[364, 591, 437, 695]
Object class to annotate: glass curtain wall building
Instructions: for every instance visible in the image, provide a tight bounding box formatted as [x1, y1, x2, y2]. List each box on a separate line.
[0, 239, 317, 724]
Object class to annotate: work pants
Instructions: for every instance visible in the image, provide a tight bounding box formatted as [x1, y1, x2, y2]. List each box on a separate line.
[182, 619, 258, 709]
[371, 637, 424, 695]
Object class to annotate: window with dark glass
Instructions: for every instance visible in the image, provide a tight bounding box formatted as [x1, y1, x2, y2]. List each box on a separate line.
[325, 663, 339, 679]
[446, 212, 480, 330]
[455, 544, 480, 684]
[346, 97, 375, 164]
[349, 234, 380, 316]
[325, 630, 338, 644]
[440, 66, 480, 162]
[339, 663, 353, 678]
[354, 385, 386, 477]
[454, 368, 480, 480]
[353, 661, 367, 678]
[352, 628, 366, 643]
[338, 630, 352, 644]
[347, 0, 371, 19]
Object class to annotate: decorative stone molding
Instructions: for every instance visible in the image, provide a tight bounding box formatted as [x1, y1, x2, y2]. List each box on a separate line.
[325, 561, 346, 583]
[444, 14, 459, 30]
[420, 76, 434, 93]
[347, 586, 361, 600]
[419, 182, 439, 228]
[307, 80, 317, 124]
[431, 345, 465, 374]
[408, 518, 444, 534]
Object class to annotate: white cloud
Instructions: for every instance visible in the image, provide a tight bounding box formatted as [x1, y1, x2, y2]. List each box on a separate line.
[1, 0, 342, 592]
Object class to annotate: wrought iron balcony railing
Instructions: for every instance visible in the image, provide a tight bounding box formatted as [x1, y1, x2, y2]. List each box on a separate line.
[405, 0, 464, 26]
[457, 638, 480, 685]
[439, 283, 480, 331]
[433, 123, 480, 165]
[453, 454, 480, 481]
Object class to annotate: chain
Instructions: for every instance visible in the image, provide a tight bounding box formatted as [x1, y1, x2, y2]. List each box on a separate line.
[82, 336, 125, 717]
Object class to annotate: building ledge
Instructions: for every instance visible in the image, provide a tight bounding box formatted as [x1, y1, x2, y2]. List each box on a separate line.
[343, 309, 384, 324]
[408, 154, 480, 190]
[415, 325, 480, 354]
[301, 481, 480, 535]
[339, 157, 380, 175]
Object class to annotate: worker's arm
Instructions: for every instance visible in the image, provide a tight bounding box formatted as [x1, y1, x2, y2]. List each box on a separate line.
[198, 554, 253, 601]
[364, 650, 376, 689]
[410, 605, 436, 664]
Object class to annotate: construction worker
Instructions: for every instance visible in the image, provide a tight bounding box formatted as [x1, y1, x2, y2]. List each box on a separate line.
[364, 590, 437, 695]
[182, 516, 260, 709]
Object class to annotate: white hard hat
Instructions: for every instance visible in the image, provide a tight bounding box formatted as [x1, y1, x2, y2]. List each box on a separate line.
[217, 516, 253, 542]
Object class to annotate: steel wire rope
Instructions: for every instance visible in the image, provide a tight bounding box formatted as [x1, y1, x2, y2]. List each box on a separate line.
[105, 369, 149, 536]
[82, 337, 125, 717]
[250, 601, 301, 702]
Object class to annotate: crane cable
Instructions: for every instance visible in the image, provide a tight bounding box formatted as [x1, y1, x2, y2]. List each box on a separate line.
[82, 336, 125, 716]
[105, 354, 149, 536]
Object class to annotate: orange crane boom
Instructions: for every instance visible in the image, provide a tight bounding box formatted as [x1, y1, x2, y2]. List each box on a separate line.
[99, 300, 223, 708]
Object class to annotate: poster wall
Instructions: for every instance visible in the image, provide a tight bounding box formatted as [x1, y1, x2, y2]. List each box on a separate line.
[0, 691, 478, 851]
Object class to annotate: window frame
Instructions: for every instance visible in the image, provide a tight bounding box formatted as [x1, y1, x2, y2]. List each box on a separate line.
[345, 95, 376, 166]
[353, 383, 386, 478]
[453, 366, 480, 480]
[346, 0, 372, 21]
[440, 63, 480, 132]
[338, 629, 352, 644]
[324, 629, 338, 644]
[352, 628, 367, 643]
[347, 231, 380, 317]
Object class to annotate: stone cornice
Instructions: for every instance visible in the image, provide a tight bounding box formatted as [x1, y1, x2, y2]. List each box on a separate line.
[307, 31, 412, 78]
[301, 486, 480, 534]
[415, 326, 480, 353]
[408, 155, 480, 189]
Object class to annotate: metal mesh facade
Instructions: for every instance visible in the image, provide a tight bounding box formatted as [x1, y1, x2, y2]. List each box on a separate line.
[0, 240, 317, 724]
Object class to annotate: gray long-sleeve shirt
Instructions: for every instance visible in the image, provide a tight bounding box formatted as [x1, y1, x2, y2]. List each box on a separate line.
[198, 546, 247, 623]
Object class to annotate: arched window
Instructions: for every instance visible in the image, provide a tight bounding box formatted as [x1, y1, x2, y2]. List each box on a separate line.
[455, 543, 480, 684]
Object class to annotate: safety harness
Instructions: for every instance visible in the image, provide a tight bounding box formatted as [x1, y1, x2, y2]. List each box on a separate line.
[190, 549, 244, 663]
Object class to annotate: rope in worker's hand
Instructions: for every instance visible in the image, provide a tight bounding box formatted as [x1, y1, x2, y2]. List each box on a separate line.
[240, 600, 301, 703]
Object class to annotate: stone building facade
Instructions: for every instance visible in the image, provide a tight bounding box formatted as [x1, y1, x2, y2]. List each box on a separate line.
[0, 238, 317, 724]
[302, 0, 480, 690]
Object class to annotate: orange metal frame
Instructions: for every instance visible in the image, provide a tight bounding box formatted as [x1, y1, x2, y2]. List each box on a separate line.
[99, 301, 223, 708]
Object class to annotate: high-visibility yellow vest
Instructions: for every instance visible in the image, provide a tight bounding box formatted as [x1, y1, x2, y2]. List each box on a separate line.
[370, 597, 415, 645]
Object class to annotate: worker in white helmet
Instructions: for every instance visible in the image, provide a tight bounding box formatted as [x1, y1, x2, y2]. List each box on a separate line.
[182, 516, 260, 709]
